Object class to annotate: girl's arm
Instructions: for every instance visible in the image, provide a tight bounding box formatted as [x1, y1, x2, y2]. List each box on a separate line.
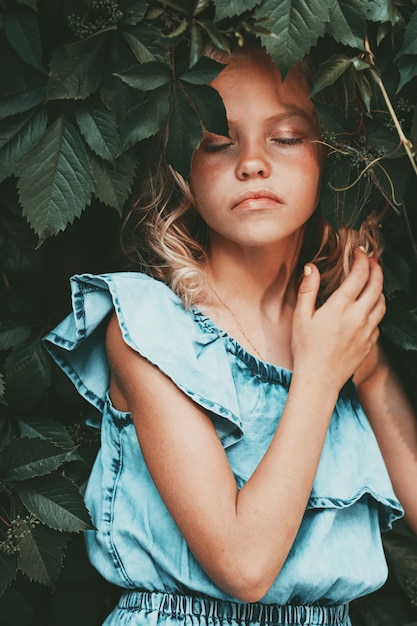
[355, 344, 417, 535]
[107, 251, 385, 602]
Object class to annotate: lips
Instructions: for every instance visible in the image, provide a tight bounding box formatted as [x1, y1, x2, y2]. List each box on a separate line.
[231, 189, 284, 211]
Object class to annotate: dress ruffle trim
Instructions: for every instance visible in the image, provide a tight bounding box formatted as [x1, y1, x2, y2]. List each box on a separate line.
[43, 272, 403, 532]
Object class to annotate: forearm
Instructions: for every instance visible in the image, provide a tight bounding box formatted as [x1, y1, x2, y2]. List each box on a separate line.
[231, 370, 339, 596]
[358, 361, 417, 535]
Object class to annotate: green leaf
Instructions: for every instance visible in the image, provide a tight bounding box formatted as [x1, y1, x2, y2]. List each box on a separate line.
[366, 0, 402, 25]
[319, 153, 370, 230]
[0, 322, 32, 350]
[313, 101, 356, 134]
[0, 552, 17, 596]
[4, 6, 45, 74]
[396, 56, 417, 92]
[311, 54, 355, 96]
[115, 61, 172, 91]
[119, 22, 170, 63]
[165, 83, 202, 178]
[90, 151, 137, 214]
[18, 417, 77, 453]
[180, 56, 225, 85]
[47, 35, 108, 101]
[120, 84, 171, 149]
[382, 308, 417, 350]
[256, 0, 329, 76]
[75, 104, 120, 163]
[189, 22, 203, 68]
[181, 83, 229, 136]
[326, 0, 367, 49]
[214, 0, 259, 21]
[3, 338, 51, 409]
[396, 10, 417, 58]
[0, 437, 72, 482]
[121, 0, 148, 25]
[14, 0, 38, 9]
[18, 116, 94, 241]
[0, 109, 47, 183]
[0, 86, 45, 120]
[17, 474, 93, 532]
[196, 18, 229, 51]
[383, 249, 411, 296]
[17, 524, 68, 586]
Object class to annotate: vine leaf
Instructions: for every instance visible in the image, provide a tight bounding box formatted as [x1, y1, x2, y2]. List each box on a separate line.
[119, 22, 170, 63]
[179, 56, 225, 85]
[0, 552, 18, 597]
[17, 524, 69, 586]
[90, 151, 137, 214]
[311, 54, 356, 95]
[0, 109, 47, 183]
[18, 116, 93, 242]
[0, 86, 45, 120]
[18, 417, 78, 456]
[0, 438, 72, 483]
[366, 0, 402, 26]
[396, 9, 417, 58]
[75, 104, 120, 163]
[214, 0, 259, 21]
[326, 0, 367, 49]
[0, 322, 32, 351]
[396, 56, 417, 92]
[255, 0, 329, 76]
[16, 474, 93, 532]
[121, 0, 148, 26]
[165, 82, 202, 178]
[115, 61, 172, 91]
[47, 35, 108, 101]
[4, 6, 45, 74]
[120, 84, 171, 149]
[181, 83, 229, 136]
[3, 338, 51, 409]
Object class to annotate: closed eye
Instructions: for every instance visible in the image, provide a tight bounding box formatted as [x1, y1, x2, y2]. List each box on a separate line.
[201, 142, 233, 153]
[272, 137, 304, 146]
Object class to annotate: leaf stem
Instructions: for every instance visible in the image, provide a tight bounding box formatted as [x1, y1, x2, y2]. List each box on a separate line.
[364, 37, 417, 177]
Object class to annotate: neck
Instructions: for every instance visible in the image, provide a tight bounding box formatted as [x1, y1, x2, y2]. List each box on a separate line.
[205, 239, 302, 313]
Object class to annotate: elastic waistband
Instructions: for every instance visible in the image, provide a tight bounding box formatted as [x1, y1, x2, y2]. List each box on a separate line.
[118, 591, 350, 625]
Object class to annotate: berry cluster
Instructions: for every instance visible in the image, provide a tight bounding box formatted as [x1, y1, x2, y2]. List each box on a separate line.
[67, 0, 123, 38]
[0, 514, 39, 556]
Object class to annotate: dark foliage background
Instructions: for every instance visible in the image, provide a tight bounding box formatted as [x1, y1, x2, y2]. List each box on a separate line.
[0, 0, 416, 624]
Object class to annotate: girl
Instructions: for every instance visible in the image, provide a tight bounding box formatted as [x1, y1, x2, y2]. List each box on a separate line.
[44, 47, 417, 626]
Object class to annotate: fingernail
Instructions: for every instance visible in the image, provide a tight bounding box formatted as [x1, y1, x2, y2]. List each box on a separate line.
[359, 246, 366, 252]
[304, 265, 312, 276]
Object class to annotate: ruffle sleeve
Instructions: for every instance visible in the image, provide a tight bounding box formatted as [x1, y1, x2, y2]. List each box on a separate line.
[43, 272, 243, 448]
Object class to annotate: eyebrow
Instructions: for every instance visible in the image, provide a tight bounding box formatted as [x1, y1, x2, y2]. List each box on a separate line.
[228, 110, 318, 128]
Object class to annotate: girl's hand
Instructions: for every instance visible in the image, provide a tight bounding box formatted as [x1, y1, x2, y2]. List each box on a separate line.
[292, 249, 386, 391]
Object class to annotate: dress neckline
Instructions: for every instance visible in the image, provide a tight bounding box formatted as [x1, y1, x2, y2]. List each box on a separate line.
[191, 306, 293, 386]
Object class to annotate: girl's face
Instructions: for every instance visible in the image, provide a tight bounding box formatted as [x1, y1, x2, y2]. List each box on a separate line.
[189, 52, 323, 256]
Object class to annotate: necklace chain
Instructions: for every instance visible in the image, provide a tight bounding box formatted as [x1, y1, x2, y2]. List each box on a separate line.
[208, 283, 263, 360]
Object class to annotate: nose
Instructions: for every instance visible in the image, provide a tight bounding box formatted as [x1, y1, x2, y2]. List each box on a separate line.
[235, 143, 271, 180]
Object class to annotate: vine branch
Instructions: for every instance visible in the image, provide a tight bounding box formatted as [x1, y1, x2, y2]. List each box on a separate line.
[364, 37, 417, 178]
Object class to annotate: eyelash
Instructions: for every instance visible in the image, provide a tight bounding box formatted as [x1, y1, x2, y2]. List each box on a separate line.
[202, 142, 233, 153]
[272, 137, 304, 146]
[202, 136, 304, 153]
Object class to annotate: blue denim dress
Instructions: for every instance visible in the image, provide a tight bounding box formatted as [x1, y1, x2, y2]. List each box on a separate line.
[43, 272, 403, 626]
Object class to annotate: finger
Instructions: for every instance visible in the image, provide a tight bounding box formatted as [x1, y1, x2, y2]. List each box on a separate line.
[355, 257, 384, 309]
[329, 248, 370, 305]
[364, 292, 386, 329]
[295, 264, 321, 318]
